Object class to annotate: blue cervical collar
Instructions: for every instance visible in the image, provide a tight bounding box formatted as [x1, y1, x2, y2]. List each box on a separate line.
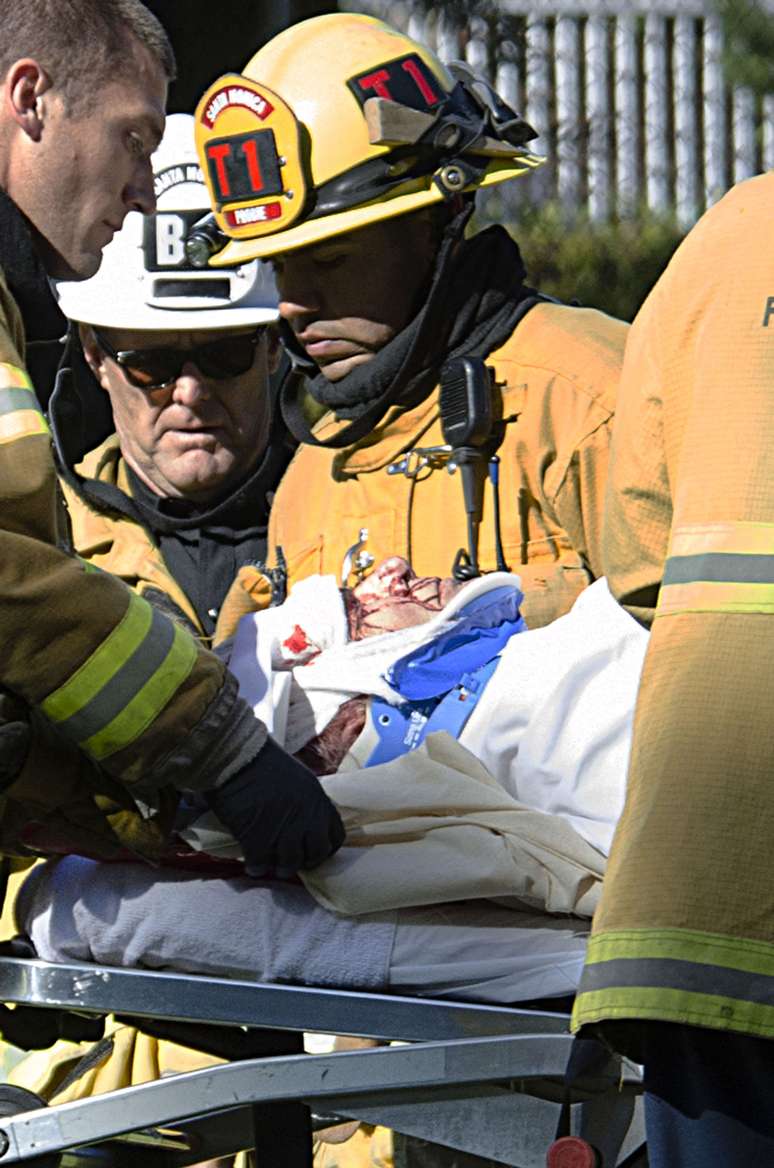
[366, 582, 525, 767]
[385, 584, 526, 701]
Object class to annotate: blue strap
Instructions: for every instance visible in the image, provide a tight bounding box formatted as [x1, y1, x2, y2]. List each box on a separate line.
[366, 655, 501, 767]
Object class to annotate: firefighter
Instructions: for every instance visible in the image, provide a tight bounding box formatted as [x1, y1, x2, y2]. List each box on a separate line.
[54, 113, 293, 645]
[0, 0, 343, 881]
[190, 11, 628, 633]
[571, 171, 774, 1165]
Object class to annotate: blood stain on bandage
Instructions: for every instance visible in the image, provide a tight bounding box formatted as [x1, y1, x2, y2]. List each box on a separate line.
[284, 624, 311, 654]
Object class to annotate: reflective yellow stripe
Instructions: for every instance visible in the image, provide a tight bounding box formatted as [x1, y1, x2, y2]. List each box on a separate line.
[0, 409, 49, 444]
[669, 521, 774, 559]
[572, 987, 774, 1039]
[659, 522, 774, 615]
[0, 363, 49, 441]
[573, 927, 774, 1036]
[585, 928, 774, 978]
[660, 579, 774, 614]
[0, 362, 34, 390]
[42, 594, 198, 760]
[42, 596, 153, 724]
[82, 622, 197, 760]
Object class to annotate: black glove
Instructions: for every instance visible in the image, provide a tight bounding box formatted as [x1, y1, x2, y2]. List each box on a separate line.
[205, 737, 345, 876]
[0, 692, 31, 793]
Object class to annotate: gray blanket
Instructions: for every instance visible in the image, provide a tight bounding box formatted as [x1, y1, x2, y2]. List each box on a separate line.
[19, 857, 589, 1003]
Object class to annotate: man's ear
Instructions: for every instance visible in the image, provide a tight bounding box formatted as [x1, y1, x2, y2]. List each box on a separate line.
[265, 323, 282, 373]
[5, 60, 52, 142]
[79, 324, 110, 389]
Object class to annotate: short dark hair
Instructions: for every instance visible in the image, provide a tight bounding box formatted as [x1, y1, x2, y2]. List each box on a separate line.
[0, 0, 176, 108]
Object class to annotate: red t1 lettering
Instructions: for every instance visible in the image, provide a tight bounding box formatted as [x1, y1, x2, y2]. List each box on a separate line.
[357, 68, 393, 100]
[402, 58, 440, 106]
[241, 137, 264, 193]
[207, 142, 232, 197]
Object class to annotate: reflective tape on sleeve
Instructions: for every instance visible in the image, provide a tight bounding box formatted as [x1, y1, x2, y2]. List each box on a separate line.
[42, 593, 198, 761]
[658, 522, 774, 615]
[572, 927, 774, 1038]
[0, 363, 49, 444]
[0, 364, 35, 392]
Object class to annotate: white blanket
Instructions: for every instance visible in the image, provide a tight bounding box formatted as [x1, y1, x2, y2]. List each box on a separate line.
[305, 734, 606, 916]
[200, 577, 648, 917]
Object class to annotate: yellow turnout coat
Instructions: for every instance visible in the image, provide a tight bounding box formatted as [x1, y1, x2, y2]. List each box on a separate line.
[573, 172, 774, 1042]
[269, 302, 626, 630]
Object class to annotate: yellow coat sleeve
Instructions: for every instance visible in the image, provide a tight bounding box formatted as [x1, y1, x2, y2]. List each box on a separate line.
[0, 273, 266, 794]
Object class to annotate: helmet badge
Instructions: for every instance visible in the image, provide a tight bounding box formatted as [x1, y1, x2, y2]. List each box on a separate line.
[194, 74, 307, 241]
[347, 53, 444, 112]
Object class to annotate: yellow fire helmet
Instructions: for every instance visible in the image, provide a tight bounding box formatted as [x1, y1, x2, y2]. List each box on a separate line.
[192, 11, 542, 265]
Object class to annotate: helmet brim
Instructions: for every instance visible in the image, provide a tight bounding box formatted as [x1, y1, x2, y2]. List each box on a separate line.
[210, 156, 543, 265]
[56, 290, 278, 331]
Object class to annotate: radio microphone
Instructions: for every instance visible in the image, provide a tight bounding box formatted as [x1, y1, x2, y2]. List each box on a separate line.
[439, 357, 493, 580]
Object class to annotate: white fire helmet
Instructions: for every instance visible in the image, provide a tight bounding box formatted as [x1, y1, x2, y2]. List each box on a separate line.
[56, 113, 278, 330]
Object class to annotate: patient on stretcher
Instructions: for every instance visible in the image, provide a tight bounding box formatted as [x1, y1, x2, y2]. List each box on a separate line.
[17, 560, 648, 1004]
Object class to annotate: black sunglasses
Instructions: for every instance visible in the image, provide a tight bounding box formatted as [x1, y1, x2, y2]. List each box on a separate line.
[92, 327, 265, 391]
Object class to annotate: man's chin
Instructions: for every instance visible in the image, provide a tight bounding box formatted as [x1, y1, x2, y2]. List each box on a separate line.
[318, 351, 375, 382]
[164, 474, 226, 504]
[163, 452, 243, 503]
[48, 248, 102, 282]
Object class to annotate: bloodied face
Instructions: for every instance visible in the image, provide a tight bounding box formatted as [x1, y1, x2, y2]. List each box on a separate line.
[298, 557, 463, 774]
[346, 556, 463, 638]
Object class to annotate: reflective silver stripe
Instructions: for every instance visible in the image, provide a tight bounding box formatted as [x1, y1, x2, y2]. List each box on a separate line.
[52, 603, 176, 745]
[579, 956, 774, 1008]
[0, 387, 40, 416]
[664, 552, 774, 586]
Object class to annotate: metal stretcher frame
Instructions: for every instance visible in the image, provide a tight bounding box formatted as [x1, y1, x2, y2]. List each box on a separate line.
[0, 957, 646, 1167]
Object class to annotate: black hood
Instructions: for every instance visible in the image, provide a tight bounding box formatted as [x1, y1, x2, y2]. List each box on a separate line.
[50, 338, 296, 535]
[0, 188, 68, 407]
[50, 329, 115, 468]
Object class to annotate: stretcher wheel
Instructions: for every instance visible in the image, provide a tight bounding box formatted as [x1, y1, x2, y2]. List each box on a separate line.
[0, 1085, 60, 1167]
[546, 1135, 600, 1168]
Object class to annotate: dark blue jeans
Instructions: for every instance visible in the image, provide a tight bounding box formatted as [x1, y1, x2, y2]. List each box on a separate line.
[643, 1022, 774, 1167]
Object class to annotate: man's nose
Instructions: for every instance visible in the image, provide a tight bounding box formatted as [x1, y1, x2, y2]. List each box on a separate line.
[378, 556, 413, 594]
[276, 264, 322, 329]
[125, 158, 157, 216]
[171, 362, 212, 404]
[277, 294, 318, 331]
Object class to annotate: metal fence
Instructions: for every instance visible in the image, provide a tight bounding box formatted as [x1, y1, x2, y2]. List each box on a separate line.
[342, 0, 774, 226]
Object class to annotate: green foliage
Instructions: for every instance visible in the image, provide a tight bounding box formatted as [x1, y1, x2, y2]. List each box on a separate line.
[714, 0, 774, 96]
[481, 204, 685, 322]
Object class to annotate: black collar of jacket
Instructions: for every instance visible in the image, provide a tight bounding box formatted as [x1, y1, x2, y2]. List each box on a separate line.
[0, 188, 67, 407]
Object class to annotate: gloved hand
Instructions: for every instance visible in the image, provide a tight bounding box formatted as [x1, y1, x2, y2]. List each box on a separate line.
[205, 737, 345, 876]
